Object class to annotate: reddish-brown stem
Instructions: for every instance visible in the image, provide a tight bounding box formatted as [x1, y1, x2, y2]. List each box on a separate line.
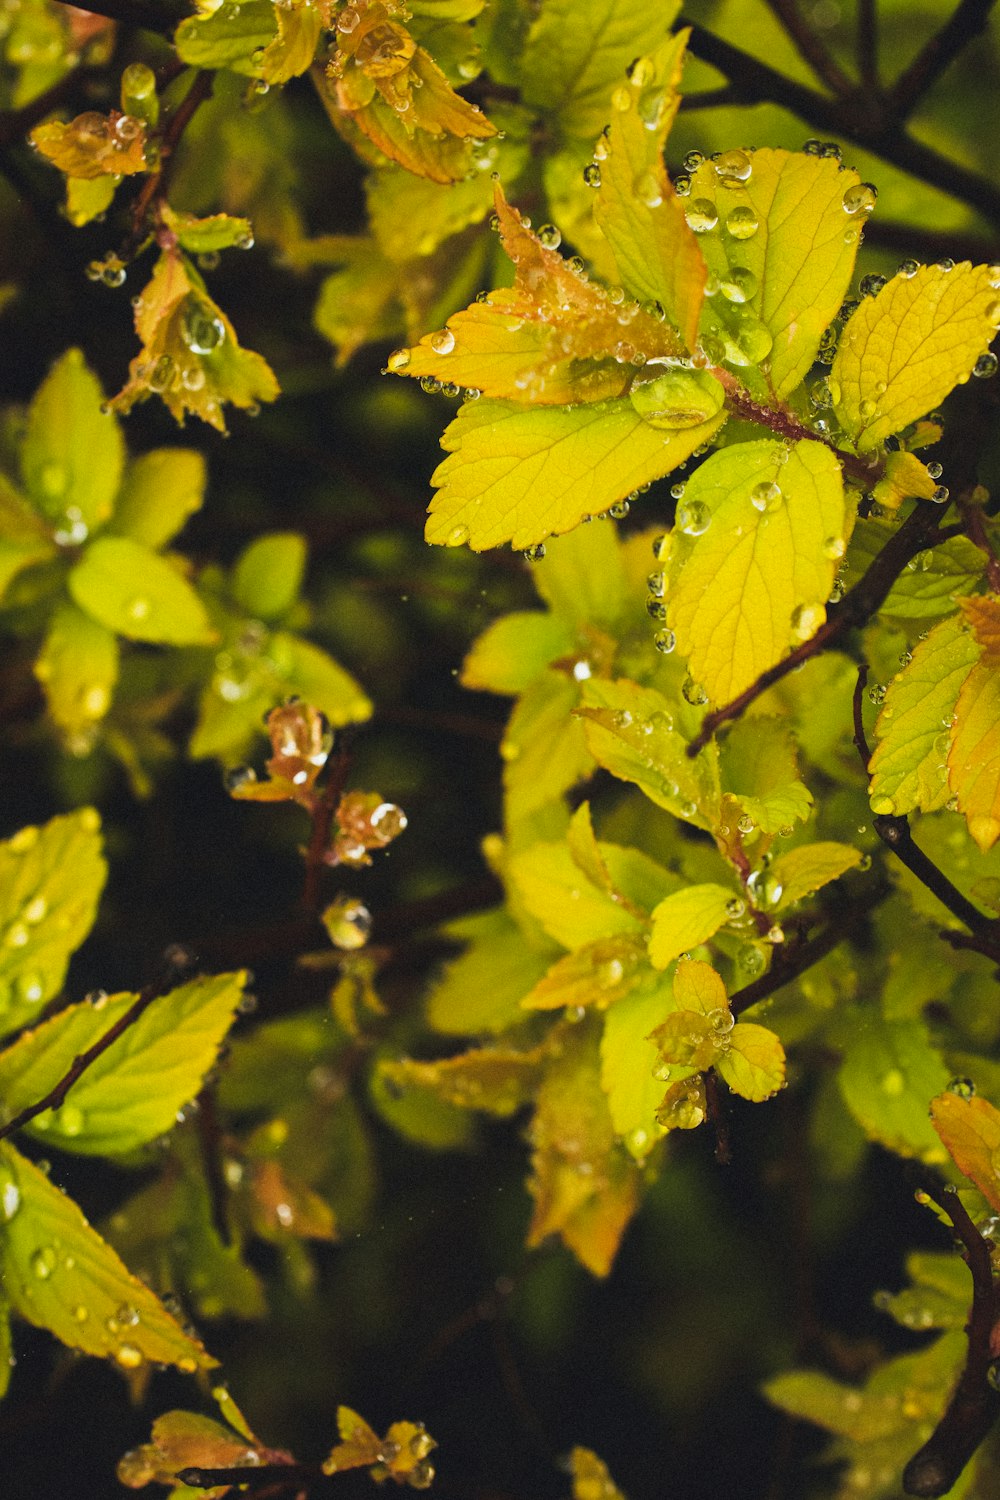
[703, 1068, 732, 1164]
[903, 1182, 1000, 1496]
[856, 0, 880, 91]
[687, 499, 953, 756]
[0, 946, 197, 1145]
[301, 738, 352, 914]
[886, 0, 998, 127]
[177, 1461, 321, 1491]
[123, 68, 213, 258]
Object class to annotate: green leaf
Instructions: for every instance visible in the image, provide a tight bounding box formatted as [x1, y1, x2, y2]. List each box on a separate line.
[0, 1141, 215, 1371]
[948, 596, 1000, 852]
[648, 884, 736, 970]
[842, 522, 985, 618]
[21, 348, 124, 533]
[381, 1045, 544, 1117]
[0, 972, 247, 1155]
[665, 439, 846, 704]
[0, 810, 106, 1040]
[501, 669, 595, 826]
[592, 31, 705, 352]
[688, 149, 868, 397]
[369, 1052, 476, 1150]
[869, 611, 979, 816]
[769, 842, 863, 909]
[174, 0, 277, 74]
[530, 517, 627, 628]
[519, 0, 680, 141]
[508, 836, 670, 950]
[160, 205, 254, 254]
[232, 533, 307, 622]
[426, 397, 726, 551]
[279, 632, 373, 727]
[426, 909, 552, 1034]
[719, 716, 813, 833]
[109, 449, 206, 550]
[314, 239, 404, 368]
[838, 1018, 951, 1162]
[600, 979, 671, 1159]
[461, 611, 574, 694]
[522, 933, 646, 1011]
[832, 263, 1000, 452]
[716, 1022, 786, 1102]
[577, 677, 721, 829]
[34, 601, 119, 744]
[69, 535, 214, 645]
[879, 1252, 971, 1333]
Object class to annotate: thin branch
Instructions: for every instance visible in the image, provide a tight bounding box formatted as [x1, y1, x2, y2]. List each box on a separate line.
[857, 0, 880, 92]
[687, 500, 952, 756]
[122, 67, 213, 258]
[902, 1182, 1000, 1497]
[677, 86, 744, 111]
[0, 946, 197, 1145]
[852, 661, 873, 766]
[886, 0, 998, 127]
[680, 19, 1000, 228]
[703, 1068, 732, 1164]
[176, 1461, 321, 1491]
[301, 736, 353, 913]
[728, 899, 873, 1020]
[762, 0, 855, 95]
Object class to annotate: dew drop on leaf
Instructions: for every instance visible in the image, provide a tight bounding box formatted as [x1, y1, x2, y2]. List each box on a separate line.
[714, 149, 752, 187]
[750, 481, 782, 513]
[430, 329, 455, 355]
[653, 628, 676, 654]
[685, 198, 718, 233]
[843, 182, 877, 215]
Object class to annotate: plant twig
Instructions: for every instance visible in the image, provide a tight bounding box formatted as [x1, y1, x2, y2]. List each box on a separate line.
[123, 67, 213, 258]
[729, 896, 877, 1020]
[301, 736, 352, 913]
[176, 1461, 322, 1491]
[902, 1182, 1000, 1497]
[681, 18, 1000, 228]
[763, 0, 854, 95]
[703, 1068, 732, 1164]
[886, 0, 998, 127]
[0, 945, 197, 1145]
[687, 500, 952, 756]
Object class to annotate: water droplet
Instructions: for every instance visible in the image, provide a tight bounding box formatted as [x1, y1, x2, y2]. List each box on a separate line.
[582, 162, 602, 187]
[0, 1170, 20, 1224]
[653, 627, 675, 654]
[446, 524, 469, 547]
[386, 348, 410, 372]
[537, 223, 561, 250]
[719, 266, 757, 303]
[750, 480, 782, 513]
[714, 149, 752, 187]
[974, 352, 998, 379]
[682, 677, 708, 706]
[881, 1069, 904, 1096]
[737, 813, 755, 834]
[429, 328, 455, 355]
[31, 1246, 56, 1279]
[115, 1343, 143, 1370]
[931, 485, 950, 504]
[676, 500, 710, 535]
[859, 273, 887, 298]
[790, 602, 825, 641]
[23, 896, 46, 924]
[180, 298, 225, 355]
[868, 683, 886, 705]
[126, 597, 151, 623]
[324, 894, 372, 950]
[522, 543, 546, 561]
[723, 205, 759, 241]
[610, 86, 631, 112]
[843, 182, 877, 215]
[5, 923, 29, 949]
[16, 973, 43, 1005]
[685, 198, 718, 233]
[947, 1076, 975, 1099]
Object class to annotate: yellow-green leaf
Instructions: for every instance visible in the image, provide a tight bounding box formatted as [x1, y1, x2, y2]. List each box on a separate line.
[519, 0, 680, 141]
[577, 676, 721, 830]
[689, 149, 867, 398]
[522, 933, 646, 1011]
[69, 536, 214, 645]
[949, 595, 1000, 851]
[930, 1091, 1000, 1211]
[672, 956, 728, 1016]
[501, 669, 595, 825]
[768, 842, 863, 909]
[0, 1141, 215, 1371]
[666, 438, 845, 704]
[717, 1022, 786, 1101]
[461, 612, 574, 694]
[0, 810, 106, 1040]
[381, 1045, 544, 1117]
[31, 110, 148, 180]
[508, 837, 670, 951]
[569, 1449, 627, 1500]
[838, 1018, 951, 1162]
[232, 533, 306, 622]
[21, 348, 124, 532]
[869, 611, 979, 816]
[159, 205, 254, 254]
[594, 31, 707, 352]
[600, 981, 670, 1159]
[531, 517, 627, 627]
[314, 238, 404, 367]
[34, 601, 119, 744]
[426, 910, 552, 1034]
[279, 632, 373, 728]
[0, 972, 247, 1155]
[648, 883, 736, 969]
[109, 448, 206, 551]
[832, 263, 1000, 452]
[174, 0, 277, 74]
[426, 396, 726, 551]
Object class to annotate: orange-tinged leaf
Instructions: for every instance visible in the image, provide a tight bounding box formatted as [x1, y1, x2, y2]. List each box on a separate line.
[323, 1406, 436, 1487]
[717, 1022, 786, 1101]
[595, 32, 706, 352]
[381, 1045, 544, 1115]
[930, 1091, 1000, 1211]
[522, 935, 646, 1011]
[649, 1009, 717, 1071]
[648, 884, 736, 970]
[832, 263, 1000, 452]
[394, 184, 684, 401]
[426, 397, 726, 551]
[111, 249, 279, 431]
[324, 1406, 384, 1472]
[118, 1410, 287, 1491]
[527, 1023, 639, 1276]
[949, 596, 1000, 851]
[671, 957, 728, 1017]
[31, 110, 148, 179]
